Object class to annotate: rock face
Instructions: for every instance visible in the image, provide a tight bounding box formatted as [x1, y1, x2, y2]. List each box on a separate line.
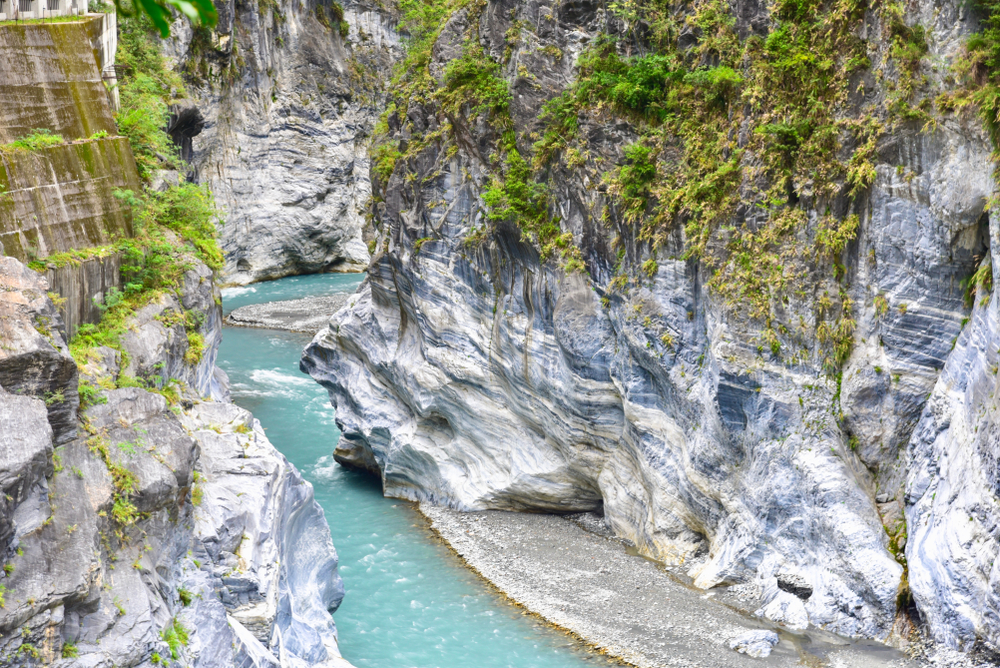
[0, 256, 352, 668]
[0, 256, 79, 445]
[301, 0, 1000, 654]
[904, 282, 1000, 654]
[227, 294, 350, 332]
[161, 0, 402, 284]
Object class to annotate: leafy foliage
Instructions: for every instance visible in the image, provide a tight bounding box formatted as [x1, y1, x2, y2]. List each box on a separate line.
[116, 13, 186, 180]
[1, 129, 65, 153]
[161, 618, 190, 660]
[113, 0, 217, 38]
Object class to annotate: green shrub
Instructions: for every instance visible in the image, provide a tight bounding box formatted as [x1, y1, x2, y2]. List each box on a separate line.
[5, 129, 65, 152]
[161, 618, 190, 660]
[116, 14, 186, 181]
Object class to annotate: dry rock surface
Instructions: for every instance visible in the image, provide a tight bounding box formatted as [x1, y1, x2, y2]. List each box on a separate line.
[301, 0, 1000, 656]
[0, 256, 353, 668]
[163, 0, 403, 283]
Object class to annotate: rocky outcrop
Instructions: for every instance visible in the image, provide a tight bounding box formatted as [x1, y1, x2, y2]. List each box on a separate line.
[302, 0, 1000, 654]
[904, 277, 1000, 655]
[227, 294, 350, 332]
[0, 256, 352, 668]
[0, 256, 79, 445]
[162, 0, 402, 284]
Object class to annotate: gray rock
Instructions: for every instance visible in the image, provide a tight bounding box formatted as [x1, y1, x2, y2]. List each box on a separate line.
[299, 0, 997, 651]
[776, 573, 813, 600]
[118, 257, 226, 400]
[162, 0, 403, 284]
[0, 256, 79, 444]
[904, 280, 1000, 653]
[227, 294, 351, 332]
[0, 388, 53, 554]
[728, 630, 780, 658]
[0, 256, 353, 667]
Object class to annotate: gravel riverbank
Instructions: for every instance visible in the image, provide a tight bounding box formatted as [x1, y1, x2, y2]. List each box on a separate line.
[419, 505, 919, 668]
[226, 293, 349, 332]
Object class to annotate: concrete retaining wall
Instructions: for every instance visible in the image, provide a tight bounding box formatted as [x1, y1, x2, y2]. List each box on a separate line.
[0, 137, 140, 261]
[0, 17, 116, 143]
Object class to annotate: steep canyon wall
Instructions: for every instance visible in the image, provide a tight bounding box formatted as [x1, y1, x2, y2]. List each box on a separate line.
[163, 0, 402, 283]
[301, 0, 1000, 656]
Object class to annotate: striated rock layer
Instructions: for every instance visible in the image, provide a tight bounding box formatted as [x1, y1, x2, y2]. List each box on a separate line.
[0, 256, 353, 668]
[161, 0, 403, 284]
[302, 0, 1000, 656]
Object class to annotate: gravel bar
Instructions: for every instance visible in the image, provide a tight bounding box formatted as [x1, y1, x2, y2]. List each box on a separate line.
[225, 294, 349, 332]
[419, 505, 916, 668]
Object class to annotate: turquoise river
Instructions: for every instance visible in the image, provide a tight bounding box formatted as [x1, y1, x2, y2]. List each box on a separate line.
[218, 274, 616, 668]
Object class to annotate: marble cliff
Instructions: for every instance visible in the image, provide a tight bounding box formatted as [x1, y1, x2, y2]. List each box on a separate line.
[162, 0, 402, 283]
[0, 18, 352, 668]
[301, 0, 1000, 658]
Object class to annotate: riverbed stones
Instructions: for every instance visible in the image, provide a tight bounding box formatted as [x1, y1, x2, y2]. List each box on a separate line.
[729, 630, 780, 658]
[421, 505, 916, 668]
[227, 294, 351, 332]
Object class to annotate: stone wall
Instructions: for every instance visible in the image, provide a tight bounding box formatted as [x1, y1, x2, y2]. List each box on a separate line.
[0, 137, 139, 261]
[0, 17, 136, 339]
[0, 17, 116, 143]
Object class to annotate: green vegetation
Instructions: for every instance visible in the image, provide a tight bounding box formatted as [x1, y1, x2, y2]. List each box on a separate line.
[316, 1, 349, 37]
[26, 245, 118, 273]
[373, 0, 943, 371]
[946, 0, 1000, 190]
[161, 617, 190, 660]
[964, 256, 994, 307]
[1, 129, 66, 153]
[17, 643, 38, 659]
[110, 0, 217, 38]
[85, 428, 141, 531]
[178, 587, 193, 606]
[116, 13, 187, 180]
[61, 642, 79, 659]
[67, 184, 222, 378]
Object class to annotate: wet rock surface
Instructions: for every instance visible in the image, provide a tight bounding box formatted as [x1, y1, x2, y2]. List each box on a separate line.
[729, 631, 780, 658]
[227, 294, 350, 332]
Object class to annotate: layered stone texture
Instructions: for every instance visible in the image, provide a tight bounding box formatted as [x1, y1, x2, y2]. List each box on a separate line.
[163, 0, 402, 284]
[0, 256, 353, 668]
[302, 0, 1000, 654]
[0, 256, 79, 446]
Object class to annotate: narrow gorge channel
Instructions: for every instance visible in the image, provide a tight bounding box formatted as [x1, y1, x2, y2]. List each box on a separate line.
[218, 275, 616, 668]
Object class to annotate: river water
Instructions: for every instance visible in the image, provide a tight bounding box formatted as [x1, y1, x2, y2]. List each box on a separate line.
[218, 274, 616, 668]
